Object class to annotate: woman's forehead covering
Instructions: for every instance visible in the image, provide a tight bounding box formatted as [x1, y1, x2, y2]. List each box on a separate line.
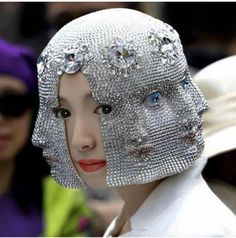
[38, 8, 187, 101]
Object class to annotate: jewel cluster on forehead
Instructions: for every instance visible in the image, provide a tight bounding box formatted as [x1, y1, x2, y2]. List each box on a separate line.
[148, 23, 181, 66]
[37, 23, 181, 78]
[101, 37, 141, 77]
[57, 44, 94, 76]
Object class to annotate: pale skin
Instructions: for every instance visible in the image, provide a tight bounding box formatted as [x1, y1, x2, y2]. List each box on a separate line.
[58, 72, 162, 235]
[0, 75, 32, 195]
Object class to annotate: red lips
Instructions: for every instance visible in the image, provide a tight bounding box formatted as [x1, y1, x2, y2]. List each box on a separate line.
[77, 159, 106, 173]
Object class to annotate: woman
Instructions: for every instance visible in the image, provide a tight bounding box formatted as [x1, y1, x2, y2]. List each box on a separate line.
[32, 8, 236, 236]
[0, 39, 93, 237]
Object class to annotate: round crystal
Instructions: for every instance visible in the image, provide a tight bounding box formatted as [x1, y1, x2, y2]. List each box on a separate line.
[108, 43, 135, 69]
[64, 49, 84, 74]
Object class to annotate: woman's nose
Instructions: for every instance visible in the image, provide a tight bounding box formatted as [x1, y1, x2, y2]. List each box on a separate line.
[71, 119, 96, 153]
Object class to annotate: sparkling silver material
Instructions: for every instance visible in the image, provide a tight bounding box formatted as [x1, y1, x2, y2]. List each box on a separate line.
[37, 50, 51, 76]
[57, 44, 93, 75]
[101, 37, 141, 77]
[32, 8, 208, 188]
[148, 23, 181, 66]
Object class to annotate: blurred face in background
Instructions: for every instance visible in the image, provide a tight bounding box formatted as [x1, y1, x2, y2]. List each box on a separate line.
[0, 75, 32, 162]
[46, 2, 140, 31]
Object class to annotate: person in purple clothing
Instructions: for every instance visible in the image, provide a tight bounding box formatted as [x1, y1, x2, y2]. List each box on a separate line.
[0, 38, 50, 236]
[0, 39, 94, 237]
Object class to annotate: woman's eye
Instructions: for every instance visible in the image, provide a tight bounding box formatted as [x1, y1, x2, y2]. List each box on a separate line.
[95, 104, 112, 115]
[181, 78, 190, 89]
[52, 107, 71, 119]
[144, 91, 161, 106]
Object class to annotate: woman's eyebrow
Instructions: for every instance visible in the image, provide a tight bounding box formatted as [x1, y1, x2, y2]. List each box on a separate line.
[58, 92, 93, 103]
[57, 95, 68, 103]
[85, 92, 93, 100]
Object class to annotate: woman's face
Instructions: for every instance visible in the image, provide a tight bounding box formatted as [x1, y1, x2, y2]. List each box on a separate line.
[0, 76, 32, 162]
[58, 72, 107, 188]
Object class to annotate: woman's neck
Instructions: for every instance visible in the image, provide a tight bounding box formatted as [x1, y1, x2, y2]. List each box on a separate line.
[0, 159, 15, 195]
[114, 179, 163, 235]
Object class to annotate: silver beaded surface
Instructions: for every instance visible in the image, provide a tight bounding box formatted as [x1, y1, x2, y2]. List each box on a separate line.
[32, 8, 208, 188]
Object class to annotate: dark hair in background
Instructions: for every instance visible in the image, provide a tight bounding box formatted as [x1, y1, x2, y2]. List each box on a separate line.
[45, 2, 142, 31]
[9, 46, 50, 214]
[163, 2, 236, 46]
[163, 2, 236, 69]
[17, 2, 49, 55]
[17, 2, 142, 54]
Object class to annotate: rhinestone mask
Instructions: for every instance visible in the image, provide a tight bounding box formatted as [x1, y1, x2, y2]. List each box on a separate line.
[32, 8, 208, 188]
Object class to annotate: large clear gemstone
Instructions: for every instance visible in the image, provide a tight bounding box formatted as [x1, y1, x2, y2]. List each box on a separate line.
[108, 43, 135, 69]
[64, 49, 83, 74]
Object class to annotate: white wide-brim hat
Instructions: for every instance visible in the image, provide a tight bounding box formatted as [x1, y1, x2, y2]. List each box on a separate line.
[194, 55, 236, 159]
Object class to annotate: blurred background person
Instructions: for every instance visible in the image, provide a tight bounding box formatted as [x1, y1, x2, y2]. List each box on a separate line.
[0, 38, 94, 236]
[194, 55, 236, 214]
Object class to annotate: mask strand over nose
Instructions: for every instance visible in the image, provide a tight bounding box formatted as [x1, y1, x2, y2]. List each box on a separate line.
[32, 8, 208, 188]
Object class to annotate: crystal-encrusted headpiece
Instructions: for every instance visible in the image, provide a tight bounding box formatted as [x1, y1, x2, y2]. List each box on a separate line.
[148, 23, 181, 66]
[32, 8, 208, 189]
[101, 37, 141, 77]
[37, 49, 52, 76]
[57, 44, 93, 75]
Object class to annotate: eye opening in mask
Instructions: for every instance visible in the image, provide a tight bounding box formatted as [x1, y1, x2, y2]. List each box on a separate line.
[0, 92, 34, 118]
[143, 91, 162, 107]
[51, 106, 71, 119]
[94, 104, 112, 115]
[181, 77, 190, 89]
